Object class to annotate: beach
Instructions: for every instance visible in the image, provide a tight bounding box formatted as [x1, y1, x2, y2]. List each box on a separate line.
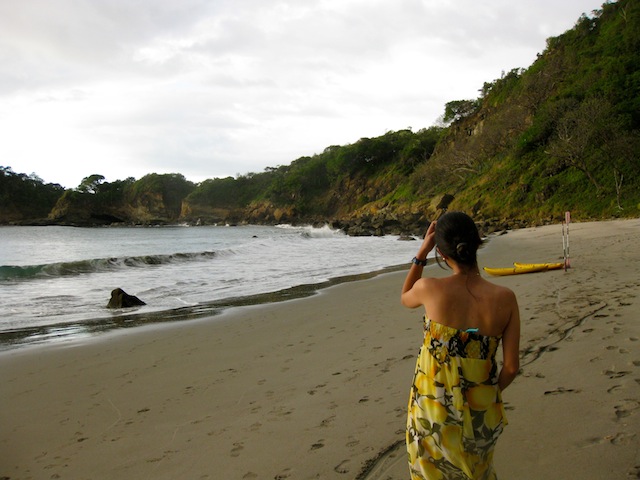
[1, 219, 639, 479]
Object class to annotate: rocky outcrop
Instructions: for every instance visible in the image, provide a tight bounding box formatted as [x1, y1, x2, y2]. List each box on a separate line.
[127, 191, 176, 224]
[48, 191, 127, 226]
[331, 211, 426, 237]
[106, 288, 146, 308]
[48, 191, 181, 226]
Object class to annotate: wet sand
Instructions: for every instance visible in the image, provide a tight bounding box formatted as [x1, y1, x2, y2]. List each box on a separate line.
[1, 219, 638, 479]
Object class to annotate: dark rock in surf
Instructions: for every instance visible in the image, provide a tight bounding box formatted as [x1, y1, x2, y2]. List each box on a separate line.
[107, 288, 146, 308]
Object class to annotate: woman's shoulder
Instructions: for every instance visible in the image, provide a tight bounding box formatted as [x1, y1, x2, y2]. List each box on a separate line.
[483, 279, 518, 303]
[485, 279, 515, 294]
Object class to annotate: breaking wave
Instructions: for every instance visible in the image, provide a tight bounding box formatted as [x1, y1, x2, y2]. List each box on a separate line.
[276, 224, 344, 239]
[0, 250, 219, 281]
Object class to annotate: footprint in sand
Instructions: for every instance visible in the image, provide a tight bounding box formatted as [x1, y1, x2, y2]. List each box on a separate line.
[610, 432, 637, 446]
[310, 441, 324, 451]
[268, 405, 294, 418]
[614, 399, 640, 420]
[249, 422, 262, 432]
[577, 433, 636, 448]
[627, 464, 640, 478]
[231, 442, 244, 457]
[307, 383, 327, 395]
[604, 369, 632, 379]
[274, 468, 291, 479]
[334, 460, 350, 474]
[544, 387, 581, 395]
[577, 435, 606, 448]
[320, 415, 336, 427]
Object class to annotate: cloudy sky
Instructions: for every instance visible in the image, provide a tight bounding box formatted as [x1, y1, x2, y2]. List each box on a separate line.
[0, 0, 604, 189]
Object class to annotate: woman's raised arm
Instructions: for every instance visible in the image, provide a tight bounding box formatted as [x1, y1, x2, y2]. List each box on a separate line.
[400, 221, 436, 308]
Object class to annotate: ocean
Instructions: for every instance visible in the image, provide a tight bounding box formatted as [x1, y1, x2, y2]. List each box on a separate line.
[0, 224, 425, 348]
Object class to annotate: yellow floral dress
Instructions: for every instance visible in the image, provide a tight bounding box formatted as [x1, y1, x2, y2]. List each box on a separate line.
[406, 318, 507, 480]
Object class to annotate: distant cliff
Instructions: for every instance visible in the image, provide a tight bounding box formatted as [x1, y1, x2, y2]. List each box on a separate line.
[46, 173, 196, 226]
[2, 0, 639, 233]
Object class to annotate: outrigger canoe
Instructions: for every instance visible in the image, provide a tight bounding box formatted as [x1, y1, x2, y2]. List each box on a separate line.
[483, 262, 564, 276]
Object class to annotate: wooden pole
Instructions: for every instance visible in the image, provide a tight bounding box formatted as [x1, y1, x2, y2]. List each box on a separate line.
[564, 211, 571, 270]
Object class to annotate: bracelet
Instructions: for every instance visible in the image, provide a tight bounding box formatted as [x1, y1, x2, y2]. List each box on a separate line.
[411, 256, 428, 266]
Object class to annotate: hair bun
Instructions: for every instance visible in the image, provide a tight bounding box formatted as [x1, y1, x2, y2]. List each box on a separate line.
[456, 242, 471, 261]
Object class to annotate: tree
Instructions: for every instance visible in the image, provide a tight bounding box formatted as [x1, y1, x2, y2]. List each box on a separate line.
[443, 100, 479, 124]
[601, 129, 640, 209]
[0, 166, 65, 221]
[546, 96, 632, 194]
[77, 174, 105, 194]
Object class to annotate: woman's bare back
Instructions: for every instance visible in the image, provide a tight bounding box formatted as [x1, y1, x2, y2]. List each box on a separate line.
[420, 274, 517, 337]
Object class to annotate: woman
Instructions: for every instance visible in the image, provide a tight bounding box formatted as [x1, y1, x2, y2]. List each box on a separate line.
[401, 211, 520, 480]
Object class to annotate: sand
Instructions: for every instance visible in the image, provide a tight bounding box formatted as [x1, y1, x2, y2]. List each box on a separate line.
[1, 218, 639, 480]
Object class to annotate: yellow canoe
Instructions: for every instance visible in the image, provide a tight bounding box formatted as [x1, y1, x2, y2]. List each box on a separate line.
[513, 262, 564, 271]
[483, 262, 564, 276]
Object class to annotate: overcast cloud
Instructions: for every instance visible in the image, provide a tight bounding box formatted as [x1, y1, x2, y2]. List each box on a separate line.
[0, 0, 604, 188]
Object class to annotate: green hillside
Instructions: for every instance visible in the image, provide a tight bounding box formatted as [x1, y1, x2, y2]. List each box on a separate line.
[184, 0, 640, 231]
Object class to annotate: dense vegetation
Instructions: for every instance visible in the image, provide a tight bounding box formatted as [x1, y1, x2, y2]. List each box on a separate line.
[2, 0, 638, 231]
[0, 167, 64, 223]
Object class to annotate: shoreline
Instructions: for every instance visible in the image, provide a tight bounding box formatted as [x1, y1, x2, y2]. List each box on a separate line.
[1, 218, 639, 479]
[0, 264, 410, 350]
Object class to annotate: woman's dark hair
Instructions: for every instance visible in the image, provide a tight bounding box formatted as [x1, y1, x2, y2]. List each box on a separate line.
[434, 211, 483, 267]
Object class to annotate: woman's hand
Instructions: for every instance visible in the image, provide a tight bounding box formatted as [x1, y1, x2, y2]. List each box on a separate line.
[416, 221, 437, 260]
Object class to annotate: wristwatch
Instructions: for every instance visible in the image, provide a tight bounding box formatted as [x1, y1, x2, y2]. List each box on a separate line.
[411, 256, 428, 266]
